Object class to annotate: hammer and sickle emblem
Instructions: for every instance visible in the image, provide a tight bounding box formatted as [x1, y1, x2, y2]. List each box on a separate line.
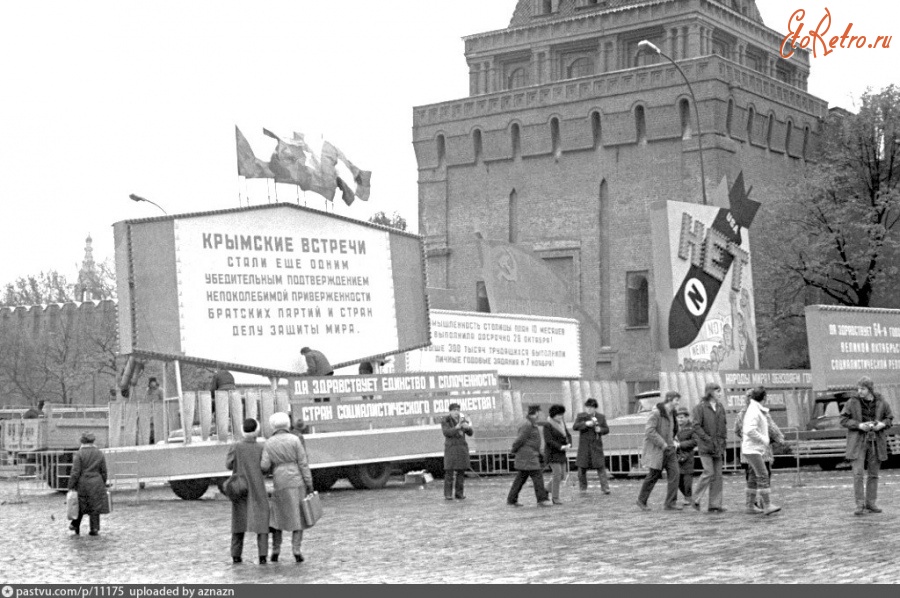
[496, 248, 518, 282]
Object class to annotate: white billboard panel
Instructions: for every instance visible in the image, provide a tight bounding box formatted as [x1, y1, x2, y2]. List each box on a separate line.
[405, 310, 581, 378]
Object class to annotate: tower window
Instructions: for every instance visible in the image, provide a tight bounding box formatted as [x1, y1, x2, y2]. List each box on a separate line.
[766, 112, 775, 149]
[785, 120, 793, 155]
[726, 99, 734, 137]
[591, 111, 602, 148]
[626, 271, 650, 327]
[567, 57, 595, 79]
[507, 67, 529, 90]
[511, 123, 521, 158]
[746, 107, 755, 144]
[550, 117, 561, 157]
[473, 129, 483, 163]
[635, 105, 647, 145]
[436, 134, 445, 167]
[679, 99, 692, 140]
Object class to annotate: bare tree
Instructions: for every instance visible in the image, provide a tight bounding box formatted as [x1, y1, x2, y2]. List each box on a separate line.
[368, 211, 408, 231]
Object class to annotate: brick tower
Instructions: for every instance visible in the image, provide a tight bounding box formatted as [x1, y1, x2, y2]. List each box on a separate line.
[412, 0, 827, 393]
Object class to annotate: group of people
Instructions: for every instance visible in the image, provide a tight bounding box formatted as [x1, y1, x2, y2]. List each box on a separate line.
[441, 377, 895, 517]
[227, 412, 314, 564]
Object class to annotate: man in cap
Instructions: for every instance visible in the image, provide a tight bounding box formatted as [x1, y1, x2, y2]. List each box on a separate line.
[841, 376, 894, 515]
[441, 402, 473, 500]
[507, 405, 552, 507]
[572, 398, 611, 494]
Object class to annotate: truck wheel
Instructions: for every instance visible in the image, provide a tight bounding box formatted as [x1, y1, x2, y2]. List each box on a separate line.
[347, 462, 392, 489]
[312, 468, 341, 492]
[818, 458, 841, 471]
[170, 478, 211, 500]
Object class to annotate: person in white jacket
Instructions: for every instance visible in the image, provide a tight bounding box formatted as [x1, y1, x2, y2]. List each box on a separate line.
[741, 387, 781, 516]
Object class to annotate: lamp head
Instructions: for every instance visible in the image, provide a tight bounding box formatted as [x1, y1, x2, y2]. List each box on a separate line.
[129, 193, 144, 203]
[638, 40, 661, 54]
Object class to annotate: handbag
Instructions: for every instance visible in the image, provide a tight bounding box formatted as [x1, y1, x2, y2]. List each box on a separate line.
[100, 490, 112, 515]
[222, 473, 248, 501]
[66, 490, 79, 520]
[300, 491, 323, 528]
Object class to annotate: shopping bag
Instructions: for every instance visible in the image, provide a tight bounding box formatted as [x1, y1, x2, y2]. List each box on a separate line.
[66, 490, 79, 520]
[300, 491, 323, 528]
[100, 490, 112, 515]
[222, 473, 248, 501]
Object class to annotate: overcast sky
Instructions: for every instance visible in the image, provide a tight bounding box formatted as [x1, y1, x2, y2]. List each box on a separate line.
[0, 0, 897, 287]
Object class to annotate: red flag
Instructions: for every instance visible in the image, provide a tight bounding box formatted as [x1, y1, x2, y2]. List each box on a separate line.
[235, 126, 273, 179]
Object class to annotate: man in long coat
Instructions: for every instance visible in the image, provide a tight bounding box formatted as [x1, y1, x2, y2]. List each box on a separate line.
[636, 392, 681, 511]
[225, 418, 270, 564]
[841, 376, 894, 515]
[441, 402, 473, 500]
[572, 398, 610, 494]
[506, 405, 552, 507]
[67, 431, 108, 536]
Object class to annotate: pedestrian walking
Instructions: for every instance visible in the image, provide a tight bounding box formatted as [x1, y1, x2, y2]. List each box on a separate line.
[544, 404, 572, 505]
[262, 412, 315, 563]
[734, 390, 784, 511]
[636, 391, 681, 511]
[741, 387, 781, 516]
[572, 398, 611, 494]
[441, 402, 473, 500]
[225, 418, 270, 564]
[507, 405, 552, 507]
[67, 431, 108, 536]
[840, 376, 894, 516]
[691, 382, 728, 513]
[674, 406, 697, 506]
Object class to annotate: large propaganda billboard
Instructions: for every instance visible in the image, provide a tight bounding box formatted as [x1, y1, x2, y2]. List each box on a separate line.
[651, 174, 760, 372]
[805, 305, 900, 390]
[403, 310, 581, 378]
[114, 204, 429, 376]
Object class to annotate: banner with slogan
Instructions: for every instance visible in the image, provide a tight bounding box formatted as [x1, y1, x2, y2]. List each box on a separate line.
[294, 392, 500, 424]
[288, 370, 500, 399]
[720, 369, 813, 409]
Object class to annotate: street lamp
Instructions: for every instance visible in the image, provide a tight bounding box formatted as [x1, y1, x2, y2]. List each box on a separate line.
[638, 40, 707, 205]
[128, 193, 168, 215]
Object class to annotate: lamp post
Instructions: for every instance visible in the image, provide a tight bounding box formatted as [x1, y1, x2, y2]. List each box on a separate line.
[128, 193, 168, 215]
[638, 40, 707, 205]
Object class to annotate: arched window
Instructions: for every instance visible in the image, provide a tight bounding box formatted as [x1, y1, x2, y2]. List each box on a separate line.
[436, 134, 446, 167]
[511, 123, 521, 158]
[591, 111, 602, 148]
[746, 106, 755, 144]
[509, 189, 518, 243]
[766, 112, 775, 149]
[802, 125, 810, 160]
[635, 105, 647, 145]
[473, 129, 483, 163]
[508, 68, 529, 90]
[550, 117, 561, 157]
[679, 98, 692, 139]
[627, 271, 649, 327]
[726, 99, 734, 137]
[567, 57, 595, 79]
[785, 119, 793, 155]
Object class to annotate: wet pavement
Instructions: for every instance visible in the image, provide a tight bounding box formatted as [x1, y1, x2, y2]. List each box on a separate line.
[1, 468, 899, 583]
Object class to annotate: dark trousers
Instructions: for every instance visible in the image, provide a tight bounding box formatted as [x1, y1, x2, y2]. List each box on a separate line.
[72, 512, 100, 533]
[852, 443, 881, 508]
[637, 449, 679, 508]
[231, 532, 267, 558]
[577, 464, 609, 492]
[271, 527, 303, 556]
[444, 470, 465, 499]
[678, 471, 693, 500]
[507, 469, 549, 504]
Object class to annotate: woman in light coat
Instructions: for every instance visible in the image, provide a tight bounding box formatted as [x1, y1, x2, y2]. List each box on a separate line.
[262, 412, 314, 563]
[67, 431, 108, 536]
[225, 418, 270, 564]
[741, 387, 781, 516]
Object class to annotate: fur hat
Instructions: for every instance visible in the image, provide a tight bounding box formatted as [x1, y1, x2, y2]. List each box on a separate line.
[448, 403, 461, 412]
[242, 418, 259, 434]
[80, 431, 96, 444]
[527, 405, 542, 416]
[270, 412, 291, 431]
[548, 404, 566, 418]
[857, 376, 875, 393]
[584, 398, 599, 408]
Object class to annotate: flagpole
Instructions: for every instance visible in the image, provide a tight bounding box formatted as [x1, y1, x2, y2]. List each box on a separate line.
[266, 178, 272, 204]
[237, 175, 243, 207]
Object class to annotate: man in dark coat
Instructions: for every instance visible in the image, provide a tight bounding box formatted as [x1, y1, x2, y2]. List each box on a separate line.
[225, 418, 271, 564]
[675, 406, 697, 505]
[441, 402, 473, 500]
[572, 398, 610, 494]
[67, 431, 108, 536]
[301, 347, 334, 376]
[841, 376, 895, 515]
[211, 368, 236, 394]
[506, 405, 552, 507]
[691, 382, 728, 512]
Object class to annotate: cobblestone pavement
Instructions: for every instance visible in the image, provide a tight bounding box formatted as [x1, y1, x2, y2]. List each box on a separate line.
[1, 468, 899, 584]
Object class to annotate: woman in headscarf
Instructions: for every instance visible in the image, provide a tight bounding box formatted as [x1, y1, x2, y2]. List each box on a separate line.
[262, 412, 314, 563]
[67, 431, 108, 536]
[225, 418, 270, 564]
